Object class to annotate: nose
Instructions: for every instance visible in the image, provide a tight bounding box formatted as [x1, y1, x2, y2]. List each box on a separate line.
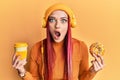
[55, 20, 60, 29]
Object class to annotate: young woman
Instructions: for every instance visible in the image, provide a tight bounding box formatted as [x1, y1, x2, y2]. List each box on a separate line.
[12, 3, 104, 80]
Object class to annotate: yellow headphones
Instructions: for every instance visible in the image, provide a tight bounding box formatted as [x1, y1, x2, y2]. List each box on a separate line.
[42, 3, 76, 28]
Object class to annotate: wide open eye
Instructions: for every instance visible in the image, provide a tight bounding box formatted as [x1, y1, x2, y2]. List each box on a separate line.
[48, 17, 56, 23]
[61, 19, 68, 23]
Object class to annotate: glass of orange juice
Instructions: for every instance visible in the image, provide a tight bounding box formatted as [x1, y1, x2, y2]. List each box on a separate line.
[14, 42, 28, 60]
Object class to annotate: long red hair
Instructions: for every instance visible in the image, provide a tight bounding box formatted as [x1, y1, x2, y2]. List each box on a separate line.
[44, 17, 72, 80]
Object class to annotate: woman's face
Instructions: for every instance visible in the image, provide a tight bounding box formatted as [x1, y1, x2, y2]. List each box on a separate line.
[48, 10, 68, 43]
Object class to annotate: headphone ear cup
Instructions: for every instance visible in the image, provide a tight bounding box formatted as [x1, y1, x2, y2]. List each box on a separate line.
[71, 18, 76, 28]
[42, 18, 46, 28]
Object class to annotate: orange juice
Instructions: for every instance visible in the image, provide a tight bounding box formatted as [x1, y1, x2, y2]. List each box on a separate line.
[14, 42, 28, 60]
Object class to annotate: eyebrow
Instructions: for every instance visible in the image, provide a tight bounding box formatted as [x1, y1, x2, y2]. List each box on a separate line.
[48, 16, 55, 19]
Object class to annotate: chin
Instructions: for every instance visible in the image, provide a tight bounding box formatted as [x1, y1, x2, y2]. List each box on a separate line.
[54, 39, 63, 43]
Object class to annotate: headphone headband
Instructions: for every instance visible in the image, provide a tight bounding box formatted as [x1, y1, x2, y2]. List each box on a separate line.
[42, 3, 76, 28]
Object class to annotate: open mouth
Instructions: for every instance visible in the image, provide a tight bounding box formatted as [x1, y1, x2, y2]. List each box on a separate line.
[55, 31, 61, 37]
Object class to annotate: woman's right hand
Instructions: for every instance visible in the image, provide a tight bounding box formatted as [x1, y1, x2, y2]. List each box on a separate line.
[12, 53, 27, 77]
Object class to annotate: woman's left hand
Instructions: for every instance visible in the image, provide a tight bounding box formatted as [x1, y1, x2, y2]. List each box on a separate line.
[90, 53, 104, 73]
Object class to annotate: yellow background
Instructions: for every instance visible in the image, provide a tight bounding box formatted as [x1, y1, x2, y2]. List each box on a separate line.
[0, 0, 120, 80]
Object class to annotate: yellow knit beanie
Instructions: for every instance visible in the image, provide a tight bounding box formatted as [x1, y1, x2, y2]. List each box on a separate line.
[42, 3, 76, 28]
